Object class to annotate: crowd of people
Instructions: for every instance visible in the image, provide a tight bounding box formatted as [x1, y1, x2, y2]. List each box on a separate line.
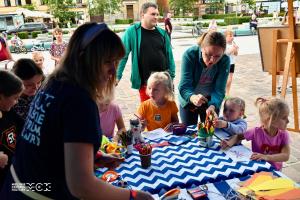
[0, 2, 292, 199]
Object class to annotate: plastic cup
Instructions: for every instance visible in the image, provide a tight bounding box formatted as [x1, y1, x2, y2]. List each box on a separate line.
[140, 154, 151, 168]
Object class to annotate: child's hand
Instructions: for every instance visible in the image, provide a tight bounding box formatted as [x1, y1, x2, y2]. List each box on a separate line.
[250, 152, 268, 161]
[95, 152, 125, 169]
[164, 123, 174, 132]
[214, 119, 228, 128]
[0, 152, 8, 169]
[220, 140, 230, 149]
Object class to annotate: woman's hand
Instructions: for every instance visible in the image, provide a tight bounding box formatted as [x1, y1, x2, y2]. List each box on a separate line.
[190, 94, 208, 107]
[0, 151, 8, 168]
[95, 152, 125, 169]
[206, 105, 217, 118]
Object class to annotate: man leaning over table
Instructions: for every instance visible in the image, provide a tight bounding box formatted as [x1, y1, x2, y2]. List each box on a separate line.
[116, 2, 175, 102]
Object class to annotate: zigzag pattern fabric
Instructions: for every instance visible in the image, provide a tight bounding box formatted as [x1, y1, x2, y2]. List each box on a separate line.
[96, 126, 273, 195]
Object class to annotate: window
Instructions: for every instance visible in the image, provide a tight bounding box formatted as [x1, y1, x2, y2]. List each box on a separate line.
[25, 0, 32, 4]
[15, 0, 22, 6]
[4, 0, 11, 6]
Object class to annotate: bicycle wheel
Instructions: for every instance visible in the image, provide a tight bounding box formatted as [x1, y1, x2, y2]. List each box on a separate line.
[21, 47, 28, 54]
[15, 47, 20, 54]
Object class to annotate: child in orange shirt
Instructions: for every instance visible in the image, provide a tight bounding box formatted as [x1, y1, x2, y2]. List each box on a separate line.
[136, 71, 179, 131]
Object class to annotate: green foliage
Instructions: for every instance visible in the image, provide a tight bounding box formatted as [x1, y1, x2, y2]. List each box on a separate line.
[17, 32, 29, 39]
[63, 30, 69, 34]
[224, 16, 251, 25]
[217, 22, 227, 26]
[115, 19, 133, 24]
[202, 13, 236, 19]
[89, 0, 122, 16]
[202, 22, 209, 27]
[32, 31, 42, 38]
[169, 0, 198, 16]
[21, 5, 35, 10]
[206, 0, 225, 14]
[241, 0, 255, 10]
[43, 0, 75, 26]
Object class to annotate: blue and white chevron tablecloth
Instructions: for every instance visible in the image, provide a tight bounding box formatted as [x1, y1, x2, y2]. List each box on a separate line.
[95, 125, 274, 195]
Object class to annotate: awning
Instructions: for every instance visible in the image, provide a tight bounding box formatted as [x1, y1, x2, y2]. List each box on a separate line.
[16, 8, 54, 18]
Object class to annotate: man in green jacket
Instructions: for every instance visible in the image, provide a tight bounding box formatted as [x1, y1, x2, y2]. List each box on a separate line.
[117, 2, 175, 102]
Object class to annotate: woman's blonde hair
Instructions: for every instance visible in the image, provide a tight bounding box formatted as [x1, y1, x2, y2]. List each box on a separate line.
[45, 23, 125, 102]
[146, 71, 174, 101]
[255, 97, 289, 130]
[197, 31, 226, 50]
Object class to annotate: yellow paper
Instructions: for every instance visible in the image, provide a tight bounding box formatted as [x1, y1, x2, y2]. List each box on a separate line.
[255, 188, 292, 196]
[249, 178, 295, 191]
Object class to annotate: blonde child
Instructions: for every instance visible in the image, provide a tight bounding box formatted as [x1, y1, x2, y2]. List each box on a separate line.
[136, 71, 179, 131]
[221, 97, 290, 171]
[49, 27, 68, 67]
[0, 70, 24, 189]
[98, 98, 125, 138]
[214, 97, 247, 136]
[32, 51, 52, 76]
[224, 30, 239, 97]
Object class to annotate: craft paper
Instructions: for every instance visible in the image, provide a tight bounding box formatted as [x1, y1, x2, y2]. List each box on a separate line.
[249, 178, 295, 191]
[142, 128, 172, 140]
[223, 145, 252, 162]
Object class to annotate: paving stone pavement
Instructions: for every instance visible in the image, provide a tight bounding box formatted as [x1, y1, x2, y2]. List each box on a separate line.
[115, 53, 300, 183]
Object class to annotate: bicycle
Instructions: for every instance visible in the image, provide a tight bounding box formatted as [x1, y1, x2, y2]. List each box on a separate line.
[12, 44, 28, 54]
[31, 41, 45, 52]
[192, 22, 204, 37]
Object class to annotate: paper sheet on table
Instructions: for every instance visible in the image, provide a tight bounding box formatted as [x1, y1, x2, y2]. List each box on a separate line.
[142, 128, 172, 140]
[223, 145, 252, 162]
[214, 128, 231, 140]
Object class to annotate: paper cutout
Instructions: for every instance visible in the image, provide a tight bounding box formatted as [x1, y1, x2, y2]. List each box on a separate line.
[142, 128, 172, 140]
[223, 145, 252, 162]
[237, 172, 299, 199]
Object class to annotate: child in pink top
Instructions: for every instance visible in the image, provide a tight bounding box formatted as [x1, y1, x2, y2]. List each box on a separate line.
[221, 97, 290, 170]
[98, 100, 125, 138]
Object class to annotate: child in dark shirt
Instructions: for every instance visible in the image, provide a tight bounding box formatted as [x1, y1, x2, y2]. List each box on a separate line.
[0, 70, 24, 189]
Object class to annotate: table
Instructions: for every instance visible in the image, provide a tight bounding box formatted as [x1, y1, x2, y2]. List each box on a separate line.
[152, 171, 289, 200]
[95, 125, 274, 195]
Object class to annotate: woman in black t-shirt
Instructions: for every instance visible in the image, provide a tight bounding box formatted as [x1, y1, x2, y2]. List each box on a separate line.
[1, 23, 153, 200]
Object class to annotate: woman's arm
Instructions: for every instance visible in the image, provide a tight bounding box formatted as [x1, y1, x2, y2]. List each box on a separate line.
[116, 116, 125, 131]
[64, 143, 153, 200]
[178, 47, 199, 105]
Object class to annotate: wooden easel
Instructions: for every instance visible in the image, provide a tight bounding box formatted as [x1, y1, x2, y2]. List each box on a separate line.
[271, 0, 300, 132]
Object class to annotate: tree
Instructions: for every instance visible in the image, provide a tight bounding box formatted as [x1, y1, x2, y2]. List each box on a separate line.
[88, 0, 122, 17]
[207, 0, 225, 14]
[169, 0, 198, 16]
[157, 0, 169, 15]
[44, 0, 76, 26]
[241, 0, 255, 10]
